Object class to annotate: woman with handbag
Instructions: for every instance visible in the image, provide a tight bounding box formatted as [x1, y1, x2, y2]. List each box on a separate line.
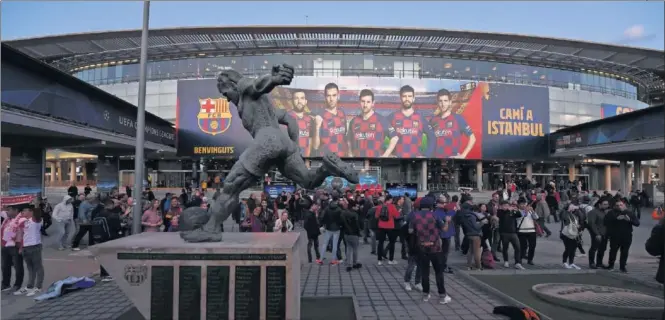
[560, 204, 583, 269]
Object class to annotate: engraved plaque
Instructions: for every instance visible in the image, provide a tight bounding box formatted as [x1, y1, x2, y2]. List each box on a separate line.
[265, 266, 286, 320]
[118, 252, 286, 261]
[178, 266, 201, 320]
[206, 266, 230, 320]
[150, 266, 174, 320]
[234, 266, 261, 320]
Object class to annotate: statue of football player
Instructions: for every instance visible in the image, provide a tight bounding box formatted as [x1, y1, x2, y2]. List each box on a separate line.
[179, 64, 359, 242]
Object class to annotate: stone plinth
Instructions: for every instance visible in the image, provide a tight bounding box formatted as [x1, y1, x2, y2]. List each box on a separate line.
[89, 232, 301, 320]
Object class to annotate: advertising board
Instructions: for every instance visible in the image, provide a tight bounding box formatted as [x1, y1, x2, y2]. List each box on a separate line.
[177, 77, 549, 160]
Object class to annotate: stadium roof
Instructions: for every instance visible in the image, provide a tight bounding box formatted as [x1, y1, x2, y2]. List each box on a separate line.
[6, 25, 665, 91]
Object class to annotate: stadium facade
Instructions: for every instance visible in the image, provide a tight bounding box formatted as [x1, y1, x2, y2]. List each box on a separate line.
[7, 26, 665, 193]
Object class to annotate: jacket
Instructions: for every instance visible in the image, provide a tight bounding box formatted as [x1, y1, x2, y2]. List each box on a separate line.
[434, 208, 456, 239]
[535, 199, 550, 220]
[585, 208, 607, 236]
[604, 209, 640, 236]
[497, 209, 522, 234]
[78, 200, 95, 224]
[460, 205, 483, 237]
[516, 209, 538, 233]
[375, 203, 401, 230]
[52, 195, 74, 222]
[341, 209, 362, 236]
[319, 201, 343, 232]
[645, 223, 664, 284]
[273, 218, 294, 232]
[303, 210, 320, 239]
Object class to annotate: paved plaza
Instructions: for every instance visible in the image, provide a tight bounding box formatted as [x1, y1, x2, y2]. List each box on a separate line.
[4, 206, 663, 320]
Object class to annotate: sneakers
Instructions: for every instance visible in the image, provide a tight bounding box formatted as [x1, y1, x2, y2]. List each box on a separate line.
[503, 261, 510, 268]
[423, 293, 431, 302]
[101, 276, 114, 282]
[13, 287, 28, 295]
[1, 286, 13, 292]
[388, 260, 398, 265]
[514, 263, 525, 270]
[330, 260, 340, 265]
[569, 264, 581, 270]
[404, 282, 412, 291]
[414, 283, 423, 292]
[26, 288, 41, 297]
[439, 295, 452, 305]
[315, 259, 323, 265]
[72, 247, 81, 251]
[563, 263, 573, 269]
[352, 263, 362, 269]
[576, 253, 587, 258]
[377, 261, 383, 266]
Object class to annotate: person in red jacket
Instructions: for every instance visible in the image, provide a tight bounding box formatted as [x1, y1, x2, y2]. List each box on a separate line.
[375, 195, 401, 265]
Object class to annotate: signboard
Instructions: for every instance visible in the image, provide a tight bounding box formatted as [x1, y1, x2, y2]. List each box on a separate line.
[600, 104, 634, 119]
[176, 78, 550, 160]
[2, 148, 43, 205]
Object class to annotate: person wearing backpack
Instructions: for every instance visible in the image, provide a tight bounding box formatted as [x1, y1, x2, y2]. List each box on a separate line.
[560, 204, 583, 269]
[92, 199, 123, 282]
[375, 194, 400, 265]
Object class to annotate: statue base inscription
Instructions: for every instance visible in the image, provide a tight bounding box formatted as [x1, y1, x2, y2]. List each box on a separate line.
[89, 232, 301, 320]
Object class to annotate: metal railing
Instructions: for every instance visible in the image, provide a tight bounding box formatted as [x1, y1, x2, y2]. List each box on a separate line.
[81, 68, 638, 100]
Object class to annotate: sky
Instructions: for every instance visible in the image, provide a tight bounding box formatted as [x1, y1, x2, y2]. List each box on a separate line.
[1, 1, 664, 50]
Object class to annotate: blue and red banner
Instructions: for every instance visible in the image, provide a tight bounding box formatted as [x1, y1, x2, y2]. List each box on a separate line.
[600, 103, 635, 119]
[176, 78, 550, 160]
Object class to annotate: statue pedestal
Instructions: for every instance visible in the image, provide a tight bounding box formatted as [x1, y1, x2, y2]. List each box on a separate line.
[90, 232, 302, 320]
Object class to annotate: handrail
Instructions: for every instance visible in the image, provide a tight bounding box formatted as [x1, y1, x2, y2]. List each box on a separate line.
[80, 68, 638, 100]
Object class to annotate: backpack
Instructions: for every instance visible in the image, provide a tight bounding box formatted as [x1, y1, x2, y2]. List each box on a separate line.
[379, 205, 390, 222]
[91, 217, 111, 243]
[481, 249, 496, 269]
[561, 215, 579, 239]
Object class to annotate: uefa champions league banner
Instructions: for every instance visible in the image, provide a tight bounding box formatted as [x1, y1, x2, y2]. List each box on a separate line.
[176, 77, 549, 160]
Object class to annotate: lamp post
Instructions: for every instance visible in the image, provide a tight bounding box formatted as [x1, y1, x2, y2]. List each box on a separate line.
[132, 0, 151, 235]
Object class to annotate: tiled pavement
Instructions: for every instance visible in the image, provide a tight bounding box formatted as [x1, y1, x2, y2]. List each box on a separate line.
[8, 216, 663, 320]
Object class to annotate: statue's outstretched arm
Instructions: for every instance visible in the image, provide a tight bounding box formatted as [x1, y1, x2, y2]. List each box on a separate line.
[275, 108, 299, 143]
[247, 64, 294, 99]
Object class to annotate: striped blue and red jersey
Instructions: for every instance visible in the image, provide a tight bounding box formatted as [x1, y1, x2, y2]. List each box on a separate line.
[315, 108, 348, 157]
[347, 113, 395, 157]
[288, 110, 313, 157]
[427, 113, 473, 158]
[387, 111, 435, 158]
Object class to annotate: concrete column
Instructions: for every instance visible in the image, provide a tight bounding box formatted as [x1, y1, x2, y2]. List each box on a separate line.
[634, 161, 641, 190]
[568, 163, 576, 182]
[81, 161, 87, 181]
[49, 162, 56, 182]
[420, 160, 428, 192]
[56, 161, 63, 181]
[619, 161, 627, 192]
[525, 162, 533, 180]
[643, 165, 651, 184]
[627, 165, 634, 191]
[476, 161, 483, 191]
[69, 160, 77, 184]
[604, 164, 612, 191]
[364, 159, 370, 170]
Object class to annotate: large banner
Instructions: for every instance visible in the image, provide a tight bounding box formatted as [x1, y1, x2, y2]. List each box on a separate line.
[177, 78, 549, 160]
[97, 156, 119, 193]
[2, 148, 43, 205]
[600, 103, 635, 119]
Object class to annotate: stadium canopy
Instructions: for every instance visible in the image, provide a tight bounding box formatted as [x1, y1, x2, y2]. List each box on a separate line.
[6, 25, 664, 93]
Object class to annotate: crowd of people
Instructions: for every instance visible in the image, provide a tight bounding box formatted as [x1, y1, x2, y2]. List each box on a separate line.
[1, 178, 663, 306]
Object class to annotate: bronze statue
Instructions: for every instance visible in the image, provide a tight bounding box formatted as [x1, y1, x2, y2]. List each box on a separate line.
[179, 64, 359, 242]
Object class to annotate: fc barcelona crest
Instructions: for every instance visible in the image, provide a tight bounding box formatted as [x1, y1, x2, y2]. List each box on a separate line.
[124, 264, 148, 286]
[197, 98, 232, 136]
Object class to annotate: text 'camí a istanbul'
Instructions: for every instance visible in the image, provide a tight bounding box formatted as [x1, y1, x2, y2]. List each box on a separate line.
[487, 106, 545, 137]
